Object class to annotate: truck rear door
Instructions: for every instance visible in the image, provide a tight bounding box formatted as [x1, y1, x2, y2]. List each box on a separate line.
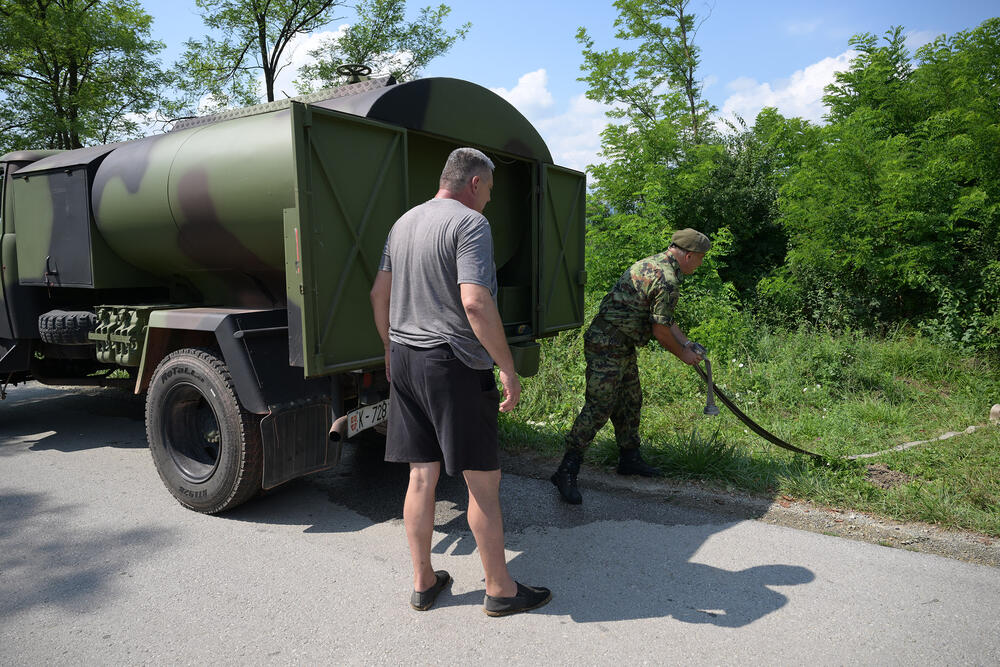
[284, 103, 408, 377]
[537, 164, 586, 335]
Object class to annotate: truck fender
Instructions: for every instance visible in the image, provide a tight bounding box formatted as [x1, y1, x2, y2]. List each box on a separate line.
[137, 308, 340, 491]
[137, 308, 329, 415]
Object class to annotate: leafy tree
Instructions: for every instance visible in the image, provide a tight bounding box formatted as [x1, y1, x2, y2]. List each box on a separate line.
[579, 0, 712, 143]
[750, 107, 823, 178]
[176, 0, 347, 111]
[770, 19, 1000, 352]
[0, 0, 171, 151]
[296, 0, 469, 89]
[676, 110, 821, 298]
[823, 26, 917, 136]
[578, 0, 717, 290]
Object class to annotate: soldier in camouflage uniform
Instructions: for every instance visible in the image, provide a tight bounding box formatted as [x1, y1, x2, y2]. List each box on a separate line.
[551, 228, 712, 504]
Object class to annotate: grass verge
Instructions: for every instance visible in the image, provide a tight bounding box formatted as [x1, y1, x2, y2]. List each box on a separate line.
[500, 325, 1000, 536]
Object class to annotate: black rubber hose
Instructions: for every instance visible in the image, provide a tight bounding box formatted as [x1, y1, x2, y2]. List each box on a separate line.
[694, 364, 825, 460]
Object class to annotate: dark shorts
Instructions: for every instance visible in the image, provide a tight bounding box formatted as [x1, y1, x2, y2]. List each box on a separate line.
[385, 342, 501, 476]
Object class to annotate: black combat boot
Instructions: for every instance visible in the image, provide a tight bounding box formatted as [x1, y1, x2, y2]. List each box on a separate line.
[617, 447, 663, 477]
[550, 450, 583, 504]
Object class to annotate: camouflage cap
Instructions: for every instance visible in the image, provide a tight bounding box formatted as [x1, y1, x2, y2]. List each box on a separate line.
[670, 228, 711, 253]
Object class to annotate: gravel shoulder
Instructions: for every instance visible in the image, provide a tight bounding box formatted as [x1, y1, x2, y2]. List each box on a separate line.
[500, 451, 1000, 568]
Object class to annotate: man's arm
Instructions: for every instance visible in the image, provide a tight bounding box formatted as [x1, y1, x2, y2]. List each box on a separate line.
[459, 283, 521, 412]
[652, 322, 701, 366]
[370, 270, 392, 381]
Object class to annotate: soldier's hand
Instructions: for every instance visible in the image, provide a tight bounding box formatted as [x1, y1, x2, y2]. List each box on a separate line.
[679, 346, 702, 366]
[498, 368, 521, 412]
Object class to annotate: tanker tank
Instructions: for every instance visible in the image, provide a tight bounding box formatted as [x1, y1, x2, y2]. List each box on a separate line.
[89, 76, 555, 307]
[91, 109, 295, 306]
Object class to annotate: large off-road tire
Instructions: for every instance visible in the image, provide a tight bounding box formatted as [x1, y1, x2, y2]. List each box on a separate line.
[38, 310, 97, 345]
[146, 347, 263, 513]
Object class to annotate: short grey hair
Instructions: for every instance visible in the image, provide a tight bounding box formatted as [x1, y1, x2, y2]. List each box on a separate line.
[439, 147, 494, 191]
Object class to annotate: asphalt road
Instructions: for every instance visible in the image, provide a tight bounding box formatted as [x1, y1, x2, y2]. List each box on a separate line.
[2, 382, 999, 665]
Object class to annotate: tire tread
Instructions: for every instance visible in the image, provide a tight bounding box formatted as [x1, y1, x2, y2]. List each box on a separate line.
[146, 347, 263, 514]
[38, 310, 97, 345]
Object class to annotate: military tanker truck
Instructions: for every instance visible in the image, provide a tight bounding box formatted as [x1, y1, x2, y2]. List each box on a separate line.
[0, 76, 586, 513]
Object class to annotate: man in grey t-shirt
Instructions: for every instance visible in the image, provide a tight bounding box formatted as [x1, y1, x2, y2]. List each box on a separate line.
[370, 147, 550, 616]
[377, 196, 498, 370]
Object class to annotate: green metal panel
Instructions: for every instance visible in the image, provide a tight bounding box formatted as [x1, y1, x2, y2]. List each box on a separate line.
[13, 169, 90, 286]
[11, 172, 55, 284]
[286, 103, 408, 377]
[13, 164, 160, 289]
[0, 166, 12, 339]
[538, 164, 587, 335]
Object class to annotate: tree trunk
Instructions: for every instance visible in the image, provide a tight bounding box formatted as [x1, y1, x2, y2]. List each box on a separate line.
[675, 1, 700, 143]
[255, 10, 275, 102]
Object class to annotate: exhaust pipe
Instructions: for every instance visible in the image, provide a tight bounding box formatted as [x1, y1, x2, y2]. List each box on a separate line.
[329, 415, 349, 442]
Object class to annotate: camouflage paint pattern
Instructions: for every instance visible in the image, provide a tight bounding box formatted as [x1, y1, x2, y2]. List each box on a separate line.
[1, 76, 586, 380]
[316, 77, 553, 164]
[563, 252, 685, 452]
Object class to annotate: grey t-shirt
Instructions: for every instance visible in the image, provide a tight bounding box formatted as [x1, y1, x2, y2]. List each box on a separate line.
[378, 197, 498, 370]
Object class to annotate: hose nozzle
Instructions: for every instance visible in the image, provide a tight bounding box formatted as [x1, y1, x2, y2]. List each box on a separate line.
[689, 343, 719, 416]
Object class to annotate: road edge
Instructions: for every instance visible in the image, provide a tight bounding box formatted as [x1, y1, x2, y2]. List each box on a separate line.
[499, 450, 1000, 568]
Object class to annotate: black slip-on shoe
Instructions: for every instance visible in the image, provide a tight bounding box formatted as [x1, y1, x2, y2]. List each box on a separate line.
[483, 582, 552, 617]
[410, 570, 452, 611]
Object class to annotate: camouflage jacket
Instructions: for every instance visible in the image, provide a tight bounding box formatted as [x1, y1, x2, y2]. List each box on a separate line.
[590, 251, 685, 347]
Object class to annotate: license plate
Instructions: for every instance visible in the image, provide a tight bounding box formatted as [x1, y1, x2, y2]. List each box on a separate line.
[346, 399, 389, 438]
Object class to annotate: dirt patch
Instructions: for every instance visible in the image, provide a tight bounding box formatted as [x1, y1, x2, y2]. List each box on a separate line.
[865, 463, 914, 489]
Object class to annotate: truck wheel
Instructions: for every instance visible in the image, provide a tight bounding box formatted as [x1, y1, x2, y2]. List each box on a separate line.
[38, 310, 97, 345]
[146, 348, 262, 513]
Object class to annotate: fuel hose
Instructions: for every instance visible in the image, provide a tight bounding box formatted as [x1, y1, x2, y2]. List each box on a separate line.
[692, 360, 826, 461]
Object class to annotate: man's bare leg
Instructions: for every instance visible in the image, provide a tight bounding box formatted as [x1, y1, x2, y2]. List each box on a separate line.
[463, 469, 517, 597]
[405, 462, 441, 592]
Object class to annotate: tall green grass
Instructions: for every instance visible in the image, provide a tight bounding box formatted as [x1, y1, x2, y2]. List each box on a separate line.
[500, 323, 1000, 535]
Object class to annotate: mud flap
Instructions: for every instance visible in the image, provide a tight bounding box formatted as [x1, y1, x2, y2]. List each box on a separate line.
[260, 402, 341, 489]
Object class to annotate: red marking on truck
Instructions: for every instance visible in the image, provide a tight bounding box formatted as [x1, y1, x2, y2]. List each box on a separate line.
[294, 227, 301, 274]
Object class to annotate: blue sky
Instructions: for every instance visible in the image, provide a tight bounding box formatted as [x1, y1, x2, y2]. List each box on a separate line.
[143, 0, 999, 171]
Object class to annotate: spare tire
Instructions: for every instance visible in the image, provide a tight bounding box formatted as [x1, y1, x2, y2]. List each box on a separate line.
[38, 310, 97, 345]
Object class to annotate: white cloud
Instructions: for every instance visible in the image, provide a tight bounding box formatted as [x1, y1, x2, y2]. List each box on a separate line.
[490, 69, 555, 114]
[489, 69, 610, 171]
[533, 94, 613, 172]
[719, 49, 858, 125]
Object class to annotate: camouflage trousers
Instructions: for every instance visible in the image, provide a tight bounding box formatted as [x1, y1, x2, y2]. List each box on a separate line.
[564, 322, 642, 453]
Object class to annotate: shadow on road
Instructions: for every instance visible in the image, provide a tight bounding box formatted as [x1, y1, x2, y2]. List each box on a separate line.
[0, 384, 147, 454]
[0, 491, 172, 620]
[507, 521, 815, 626]
[2, 383, 815, 627]
[226, 440, 816, 627]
